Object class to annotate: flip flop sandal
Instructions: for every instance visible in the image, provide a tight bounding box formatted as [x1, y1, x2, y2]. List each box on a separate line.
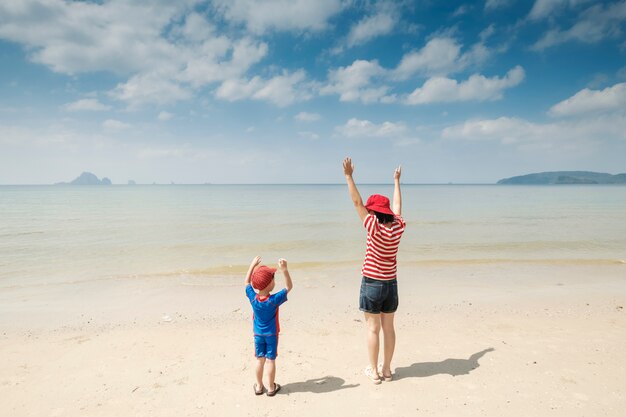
[364, 366, 382, 385]
[378, 364, 393, 382]
[267, 383, 281, 397]
[253, 384, 264, 395]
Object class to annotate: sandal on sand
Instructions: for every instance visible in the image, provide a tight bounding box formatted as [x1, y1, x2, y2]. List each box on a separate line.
[253, 384, 264, 395]
[267, 383, 281, 397]
[378, 364, 393, 382]
[364, 366, 382, 385]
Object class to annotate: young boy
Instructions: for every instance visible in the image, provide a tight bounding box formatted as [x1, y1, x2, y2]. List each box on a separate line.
[244, 255, 293, 397]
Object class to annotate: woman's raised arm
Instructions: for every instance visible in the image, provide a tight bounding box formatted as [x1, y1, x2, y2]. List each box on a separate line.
[343, 157, 368, 221]
[393, 165, 402, 216]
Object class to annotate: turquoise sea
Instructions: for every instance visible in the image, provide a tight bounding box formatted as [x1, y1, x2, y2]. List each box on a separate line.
[1, 185, 625, 287]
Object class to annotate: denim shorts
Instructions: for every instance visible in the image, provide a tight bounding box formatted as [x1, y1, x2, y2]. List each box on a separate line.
[254, 335, 278, 360]
[359, 276, 398, 314]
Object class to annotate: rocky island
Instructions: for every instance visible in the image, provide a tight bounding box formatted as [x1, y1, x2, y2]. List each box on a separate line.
[498, 171, 626, 185]
[56, 172, 112, 185]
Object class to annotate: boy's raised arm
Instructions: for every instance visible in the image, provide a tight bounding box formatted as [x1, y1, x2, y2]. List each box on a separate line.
[245, 256, 261, 285]
[278, 259, 293, 293]
[393, 165, 402, 216]
[343, 157, 368, 221]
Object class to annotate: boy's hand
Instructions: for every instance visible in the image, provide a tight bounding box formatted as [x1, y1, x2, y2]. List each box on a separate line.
[278, 258, 288, 271]
[245, 256, 262, 285]
[250, 256, 261, 268]
[394, 165, 401, 181]
[343, 157, 354, 177]
[279, 259, 293, 292]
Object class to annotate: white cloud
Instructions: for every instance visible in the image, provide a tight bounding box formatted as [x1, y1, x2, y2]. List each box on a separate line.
[177, 38, 268, 87]
[298, 131, 320, 140]
[452, 5, 470, 17]
[393, 137, 422, 147]
[0, 125, 67, 147]
[531, 2, 626, 50]
[335, 118, 407, 138]
[393, 37, 492, 80]
[216, 70, 311, 107]
[528, 0, 592, 20]
[295, 112, 321, 122]
[394, 38, 461, 79]
[321, 60, 393, 103]
[158, 111, 174, 121]
[110, 71, 193, 108]
[212, 0, 344, 34]
[0, 1, 282, 108]
[405, 66, 525, 105]
[485, 0, 514, 11]
[64, 98, 110, 112]
[103, 119, 131, 130]
[0, 0, 190, 75]
[549, 83, 626, 117]
[346, 12, 395, 47]
[173, 11, 215, 42]
[441, 114, 626, 150]
[479, 24, 497, 42]
[137, 146, 210, 160]
[0, 123, 113, 151]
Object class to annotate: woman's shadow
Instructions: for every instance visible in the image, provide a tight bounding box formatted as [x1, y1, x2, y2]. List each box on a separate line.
[394, 348, 495, 380]
[281, 376, 359, 394]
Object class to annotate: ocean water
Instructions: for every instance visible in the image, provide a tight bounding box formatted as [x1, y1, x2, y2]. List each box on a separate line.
[1, 184, 625, 287]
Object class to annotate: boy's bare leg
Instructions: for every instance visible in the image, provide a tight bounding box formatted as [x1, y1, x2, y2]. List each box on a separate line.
[380, 312, 396, 377]
[255, 357, 266, 390]
[265, 359, 276, 391]
[364, 313, 381, 374]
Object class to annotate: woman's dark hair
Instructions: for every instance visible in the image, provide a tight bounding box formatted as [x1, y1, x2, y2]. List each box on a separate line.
[372, 211, 395, 224]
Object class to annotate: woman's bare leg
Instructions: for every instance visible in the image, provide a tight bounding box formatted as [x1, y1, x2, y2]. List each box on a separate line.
[364, 312, 381, 374]
[380, 312, 396, 377]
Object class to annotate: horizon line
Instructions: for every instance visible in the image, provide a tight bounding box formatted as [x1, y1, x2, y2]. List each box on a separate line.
[0, 182, 500, 186]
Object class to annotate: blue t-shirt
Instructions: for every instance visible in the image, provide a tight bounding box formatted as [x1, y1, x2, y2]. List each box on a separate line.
[245, 284, 288, 336]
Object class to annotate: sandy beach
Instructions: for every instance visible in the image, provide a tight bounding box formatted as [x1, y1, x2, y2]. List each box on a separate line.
[1, 262, 625, 417]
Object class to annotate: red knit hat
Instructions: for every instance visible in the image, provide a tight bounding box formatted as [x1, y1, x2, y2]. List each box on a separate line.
[251, 265, 276, 290]
[365, 194, 395, 216]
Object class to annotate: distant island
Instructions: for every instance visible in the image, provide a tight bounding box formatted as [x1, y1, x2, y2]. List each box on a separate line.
[56, 172, 112, 185]
[498, 171, 626, 185]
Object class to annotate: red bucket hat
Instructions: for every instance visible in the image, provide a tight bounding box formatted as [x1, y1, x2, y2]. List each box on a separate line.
[251, 265, 276, 290]
[365, 194, 395, 216]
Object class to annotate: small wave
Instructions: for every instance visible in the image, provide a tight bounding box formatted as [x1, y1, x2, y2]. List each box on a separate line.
[403, 258, 626, 266]
[128, 260, 360, 279]
[0, 231, 45, 238]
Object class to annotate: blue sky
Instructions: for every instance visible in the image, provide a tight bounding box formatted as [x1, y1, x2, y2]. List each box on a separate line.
[1, 0, 625, 184]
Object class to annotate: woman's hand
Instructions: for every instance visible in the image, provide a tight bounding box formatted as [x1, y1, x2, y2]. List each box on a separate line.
[394, 165, 401, 181]
[343, 157, 354, 177]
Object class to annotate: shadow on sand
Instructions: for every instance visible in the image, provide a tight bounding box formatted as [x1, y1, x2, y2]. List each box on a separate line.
[281, 376, 360, 394]
[394, 348, 495, 380]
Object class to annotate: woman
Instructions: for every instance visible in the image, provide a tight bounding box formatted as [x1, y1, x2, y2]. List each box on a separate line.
[343, 157, 405, 384]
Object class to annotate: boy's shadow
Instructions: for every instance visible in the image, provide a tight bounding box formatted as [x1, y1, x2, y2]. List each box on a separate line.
[282, 376, 359, 394]
[394, 348, 495, 380]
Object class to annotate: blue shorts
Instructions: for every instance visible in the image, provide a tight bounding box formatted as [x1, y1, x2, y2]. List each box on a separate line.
[254, 335, 278, 360]
[359, 276, 399, 314]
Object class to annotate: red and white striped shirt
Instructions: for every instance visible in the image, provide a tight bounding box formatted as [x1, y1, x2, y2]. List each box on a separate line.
[361, 214, 406, 280]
